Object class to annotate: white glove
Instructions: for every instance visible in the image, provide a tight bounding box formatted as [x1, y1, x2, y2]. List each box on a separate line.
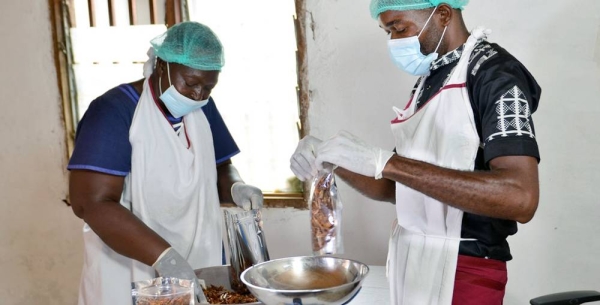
[153, 247, 208, 303]
[231, 182, 264, 210]
[290, 135, 323, 181]
[315, 130, 395, 179]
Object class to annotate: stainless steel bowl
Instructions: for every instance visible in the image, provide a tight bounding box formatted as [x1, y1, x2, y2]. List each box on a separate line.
[195, 265, 262, 305]
[240, 256, 369, 305]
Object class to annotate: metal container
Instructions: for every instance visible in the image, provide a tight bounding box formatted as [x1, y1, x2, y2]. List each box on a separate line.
[224, 209, 270, 293]
[240, 256, 369, 305]
[195, 265, 262, 305]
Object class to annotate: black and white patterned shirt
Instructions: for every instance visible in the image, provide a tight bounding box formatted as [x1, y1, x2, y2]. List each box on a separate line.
[410, 39, 542, 261]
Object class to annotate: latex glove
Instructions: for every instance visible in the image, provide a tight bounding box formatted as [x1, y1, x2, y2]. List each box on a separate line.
[231, 182, 264, 210]
[290, 135, 323, 181]
[315, 130, 395, 179]
[153, 247, 208, 303]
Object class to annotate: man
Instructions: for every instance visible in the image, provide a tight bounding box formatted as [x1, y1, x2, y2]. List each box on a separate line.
[68, 21, 263, 305]
[290, 1, 541, 304]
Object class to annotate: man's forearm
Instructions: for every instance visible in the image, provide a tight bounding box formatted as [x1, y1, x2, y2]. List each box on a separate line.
[334, 167, 396, 204]
[83, 201, 170, 266]
[382, 155, 539, 223]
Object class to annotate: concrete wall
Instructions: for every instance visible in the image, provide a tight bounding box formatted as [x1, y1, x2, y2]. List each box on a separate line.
[0, 1, 84, 305]
[299, 0, 600, 304]
[1, 0, 599, 304]
[467, 2, 600, 303]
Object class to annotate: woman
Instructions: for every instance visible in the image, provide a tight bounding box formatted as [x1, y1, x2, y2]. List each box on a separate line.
[68, 21, 262, 305]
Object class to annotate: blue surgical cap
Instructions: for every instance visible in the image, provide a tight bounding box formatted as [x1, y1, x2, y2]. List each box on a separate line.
[370, 0, 469, 19]
[150, 21, 224, 71]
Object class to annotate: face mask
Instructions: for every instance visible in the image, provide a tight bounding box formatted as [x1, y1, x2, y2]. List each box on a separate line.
[387, 6, 447, 76]
[159, 63, 209, 118]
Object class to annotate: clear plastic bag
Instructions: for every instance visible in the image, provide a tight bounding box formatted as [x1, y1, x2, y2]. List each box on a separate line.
[308, 164, 344, 255]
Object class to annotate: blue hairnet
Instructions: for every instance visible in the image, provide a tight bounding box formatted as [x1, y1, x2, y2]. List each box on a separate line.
[150, 21, 224, 71]
[370, 0, 469, 19]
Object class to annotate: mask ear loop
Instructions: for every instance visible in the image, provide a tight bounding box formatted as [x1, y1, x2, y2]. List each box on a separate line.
[158, 62, 173, 96]
[417, 5, 439, 38]
[433, 26, 448, 53]
[166, 62, 173, 87]
[158, 75, 163, 96]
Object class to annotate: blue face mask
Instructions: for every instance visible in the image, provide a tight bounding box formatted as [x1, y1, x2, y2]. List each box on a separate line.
[387, 7, 447, 76]
[159, 63, 209, 118]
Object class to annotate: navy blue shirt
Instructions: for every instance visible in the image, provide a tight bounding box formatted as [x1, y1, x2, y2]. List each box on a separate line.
[68, 83, 240, 176]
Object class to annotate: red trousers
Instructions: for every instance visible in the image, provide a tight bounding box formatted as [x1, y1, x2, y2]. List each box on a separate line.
[452, 255, 508, 305]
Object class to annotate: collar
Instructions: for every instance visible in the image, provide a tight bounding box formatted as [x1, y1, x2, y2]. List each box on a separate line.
[431, 44, 465, 71]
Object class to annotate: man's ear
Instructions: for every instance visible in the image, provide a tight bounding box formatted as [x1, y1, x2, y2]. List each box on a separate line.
[436, 4, 453, 27]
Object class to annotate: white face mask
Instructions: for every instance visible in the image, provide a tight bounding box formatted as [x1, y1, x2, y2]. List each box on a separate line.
[387, 6, 447, 76]
[159, 63, 209, 119]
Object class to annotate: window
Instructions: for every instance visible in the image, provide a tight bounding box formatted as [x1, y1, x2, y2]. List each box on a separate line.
[188, 0, 302, 197]
[50, 0, 309, 208]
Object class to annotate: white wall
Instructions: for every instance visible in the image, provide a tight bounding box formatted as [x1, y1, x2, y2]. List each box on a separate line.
[0, 1, 84, 305]
[2, 1, 599, 304]
[291, 0, 600, 304]
[464, 1, 600, 304]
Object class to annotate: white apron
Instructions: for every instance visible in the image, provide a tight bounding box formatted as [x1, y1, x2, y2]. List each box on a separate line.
[78, 79, 223, 305]
[387, 28, 489, 305]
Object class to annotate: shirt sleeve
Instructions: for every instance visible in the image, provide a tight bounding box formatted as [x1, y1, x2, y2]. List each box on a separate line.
[67, 88, 135, 176]
[201, 98, 240, 164]
[468, 43, 542, 164]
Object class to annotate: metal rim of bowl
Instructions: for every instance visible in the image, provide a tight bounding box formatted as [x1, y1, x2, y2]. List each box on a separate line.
[240, 256, 370, 294]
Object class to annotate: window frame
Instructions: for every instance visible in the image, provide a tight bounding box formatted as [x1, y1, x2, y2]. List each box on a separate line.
[49, 0, 77, 160]
[50, 0, 310, 209]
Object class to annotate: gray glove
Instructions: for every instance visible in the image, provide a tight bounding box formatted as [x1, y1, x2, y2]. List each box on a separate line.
[231, 182, 264, 210]
[153, 247, 208, 304]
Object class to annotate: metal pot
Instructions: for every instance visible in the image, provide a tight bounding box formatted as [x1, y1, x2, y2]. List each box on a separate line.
[195, 265, 262, 305]
[241, 256, 369, 305]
